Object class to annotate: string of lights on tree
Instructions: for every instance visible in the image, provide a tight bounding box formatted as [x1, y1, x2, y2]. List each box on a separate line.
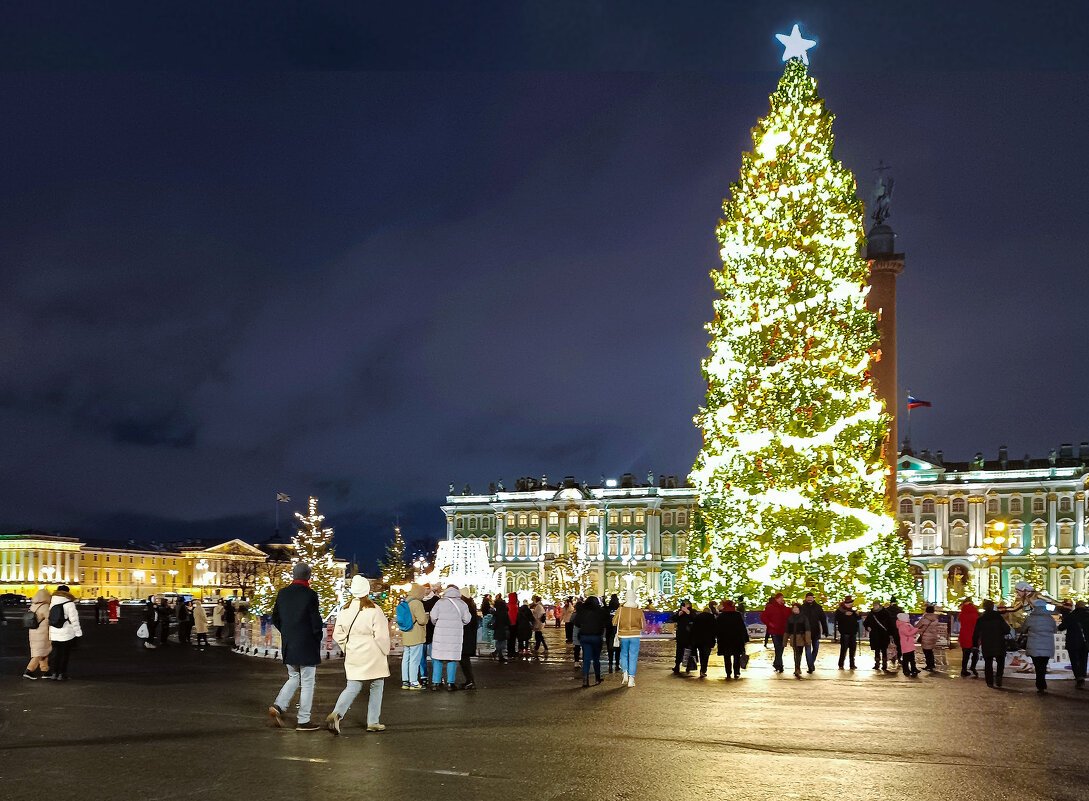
[681, 27, 917, 607]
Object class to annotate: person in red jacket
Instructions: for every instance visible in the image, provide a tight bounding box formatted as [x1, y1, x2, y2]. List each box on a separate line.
[958, 599, 980, 677]
[760, 593, 791, 673]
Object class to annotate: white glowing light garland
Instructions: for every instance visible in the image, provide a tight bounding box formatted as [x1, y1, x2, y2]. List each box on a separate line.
[682, 56, 916, 606]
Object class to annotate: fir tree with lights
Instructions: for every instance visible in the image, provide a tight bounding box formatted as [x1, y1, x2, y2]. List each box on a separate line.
[377, 525, 412, 615]
[251, 496, 344, 617]
[681, 31, 916, 608]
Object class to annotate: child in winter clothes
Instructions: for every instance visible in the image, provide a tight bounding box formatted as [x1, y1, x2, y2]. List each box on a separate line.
[896, 612, 920, 677]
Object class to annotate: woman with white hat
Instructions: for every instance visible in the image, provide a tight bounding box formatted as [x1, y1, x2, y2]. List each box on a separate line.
[326, 575, 391, 734]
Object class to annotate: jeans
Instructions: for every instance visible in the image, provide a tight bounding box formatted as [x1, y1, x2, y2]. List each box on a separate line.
[982, 652, 1005, 686]
[805, 636, 820, 670]
[839, 636, 857, 667]
[52, 639, 74, 676]
[274, 664, 316, 724]
[431, 660, 457, 684]
[771, 634, 785, 671]
[333, 679, 384, 725]
[401, 643, 425, 686]
[723, 653, 742, 677]
[533, 631, 547, 651]
[619, 637, 641, 676]
[580, 634, 602, 677]
[961, 645, 979, 675]
[1068, 646, 1088, 682]
[1031, 655, 1049, 691]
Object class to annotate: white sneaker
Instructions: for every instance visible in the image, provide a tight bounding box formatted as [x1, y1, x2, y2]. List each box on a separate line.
[627, 677, 635, 687]
[621, 670, 629, 683]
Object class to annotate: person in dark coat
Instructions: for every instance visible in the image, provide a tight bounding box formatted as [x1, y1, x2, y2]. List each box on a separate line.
[490, 597, 509, 663]
[605, 594, 621, 672]
[176, 598, 192, 645]
[691, 606, 717, 677]
[157, 596, 173, 645]
[885, 597, 904, 665]
[516, 601, 534, 654]
[459, 595, 480, 689]
[422, 584, 442, 684]
[222, 597, 236, 645]
[573, 595, 608, 686]
[972, 599, 1012, 688]
[143, 596, 160, 650]
[671, 600, 695, 673]
[1059, 600, 1089, 688]
[783, 602, 812, 678]
[863, 601, 892, 671]
[267, 563, 324, 731]
[834, 596, 861, 670]
[800, 592, 829, 673]
[715, 600, 749, 678]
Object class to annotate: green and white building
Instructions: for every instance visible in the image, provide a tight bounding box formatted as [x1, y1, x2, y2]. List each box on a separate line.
[897, 443, 1089, 606]
[441, 474, 697, 597]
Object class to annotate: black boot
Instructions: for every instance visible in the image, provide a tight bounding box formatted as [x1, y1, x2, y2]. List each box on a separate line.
[582, 675, 590, 688]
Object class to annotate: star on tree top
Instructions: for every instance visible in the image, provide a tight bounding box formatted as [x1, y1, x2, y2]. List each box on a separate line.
[776, 24, 817, 66]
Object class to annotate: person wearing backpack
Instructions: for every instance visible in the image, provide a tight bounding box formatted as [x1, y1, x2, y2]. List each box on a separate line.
[47, 585, 82, 680]
[398, 584, 429, 690]
[23, 588, 52, 679]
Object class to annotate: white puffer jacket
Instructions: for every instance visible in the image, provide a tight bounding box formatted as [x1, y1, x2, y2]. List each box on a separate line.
[48, 591, 83, 642]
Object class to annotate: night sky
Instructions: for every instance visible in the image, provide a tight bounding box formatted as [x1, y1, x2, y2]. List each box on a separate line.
[2, 2, 1087, 569]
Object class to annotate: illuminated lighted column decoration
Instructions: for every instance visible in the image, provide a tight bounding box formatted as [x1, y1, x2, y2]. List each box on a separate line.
[1, 549, 7, 581]
[1048, 494, 1058, 550]
[579, 511, 588, 554]
[968, 497, 984, 548]
[1077, 494, 1085, 549]
[539, 512, 547, 558]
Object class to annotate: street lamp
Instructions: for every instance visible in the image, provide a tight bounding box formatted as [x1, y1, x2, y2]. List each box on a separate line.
[981, 521, 1009, 599]
[196, 560, 208, 599]
[41, 566, 56, 584]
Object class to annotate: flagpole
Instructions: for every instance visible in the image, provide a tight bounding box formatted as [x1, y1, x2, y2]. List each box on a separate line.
[905, 390, 912, 446]
[275, 495, 280, 537]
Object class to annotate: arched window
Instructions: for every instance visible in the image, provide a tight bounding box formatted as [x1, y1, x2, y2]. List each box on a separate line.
[1032, 525, 1046, 550]
[899, 498, 914, 514]
[1060, 571, 1073, 598]
[506, 512, 515, 527]
[517, 574, 528, 592]
[518, 512, 528, 527]
[663, 511, 674, 525]
[634, 509, 645, 524]
[530, 512, 540, 526]
[661, 571, 675, 595]
[621, 534, 631, 556]
[621, 509, 632, 524]
[922, 498, 935, 514]
[1032, 496, 1045, 514]
[609, 510, 619, 524]
[548, 511, 559, 525]
[468, 517, 477, 530]
[677, 511, 688, 525]
[949, 523, 967, 553]
[455, 517, 464, 530]
[567, 511, 579, 525]
[986, 496, 999, 514]
[529, 538, 540, 558]
[506, 575, 515, 592]
[566, 533, 578, 553]
[634, 534, 645, 556]
[1060, 525, 1073, 550]
[1060, 496, 1073, 512]
[1009, 496, 1022, 513]
[951, 497, 966, 514]
[504, 535, 514, 556]
[606, 572, 619, 591]
[920, 526, 936, 551]
[587, 534, 600, 557]
[607, 534, 618, 557]
[546, 533, 559, 555]
[517, 536, 527, 557]
[676, 532, 688, 557]
[662, 533, 674, 558]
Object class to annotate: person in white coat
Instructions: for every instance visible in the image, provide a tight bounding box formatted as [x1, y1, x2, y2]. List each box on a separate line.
[48, 585, 83, 680]
[326, 576, 390, 734]
[429, 585, 471, 691]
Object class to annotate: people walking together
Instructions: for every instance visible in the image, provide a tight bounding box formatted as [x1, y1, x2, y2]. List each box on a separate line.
[23, 588, 52, 679]
[47, 584, 82, 680]
[783, 602, 812, 678]
[691, 605, 717, 678]
[267, 563, 324, 731]
[915, 605, 940, 672]
[958, 599, 980, 677]
[800, 592, 828, 673]
[327, 575, 390, 734]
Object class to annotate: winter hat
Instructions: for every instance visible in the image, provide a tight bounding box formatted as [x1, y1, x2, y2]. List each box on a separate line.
[349, 575, 370, 597]
[623, 590, 640, 608]
[292, 562, 311, 581]
[897, 612, 909, 622]
[843, 595, 853, 603]
[722, 600, 736, 611]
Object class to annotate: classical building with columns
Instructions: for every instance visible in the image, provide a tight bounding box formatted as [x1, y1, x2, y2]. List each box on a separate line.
[0, 530, 345, 600]
[440, 473, 697, 597]
[897, 443, 1089, 606]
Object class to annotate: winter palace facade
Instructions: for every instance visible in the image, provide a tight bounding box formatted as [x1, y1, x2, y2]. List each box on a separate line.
[898, 443, 1089, 605]
[441, 473, 697, 597]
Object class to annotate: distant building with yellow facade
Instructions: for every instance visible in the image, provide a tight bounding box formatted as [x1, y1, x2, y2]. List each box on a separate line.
[0, 530, 346, 600]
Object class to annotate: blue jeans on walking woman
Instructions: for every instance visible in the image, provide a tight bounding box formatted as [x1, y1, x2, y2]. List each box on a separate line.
[401, 643, 424, 687]
[619, 636, 640, 676]
[580, 634, 602, 678]
[333, 679, 384, 726]
[431, 660, 457, 685]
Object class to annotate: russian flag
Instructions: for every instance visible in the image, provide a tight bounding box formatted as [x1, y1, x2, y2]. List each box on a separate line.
[907, 396, 932, 410]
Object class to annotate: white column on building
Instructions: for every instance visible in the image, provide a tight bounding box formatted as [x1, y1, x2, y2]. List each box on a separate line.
[494, 513, 504, 561]
[1048, 495, 1058, 549]
[579, 512, 588, 555]
[1076, 566, 1086, 594]
[938, 500, 949, 550]
[69, 552, 76, 583]
[929, 565, 943, 605]
[1076, 494, 1085, 549]
[1, 549, 7, 581]
[648, 510, 661, 559]
[1049, 565, 1059, 596]
[539, 512, 547, 556]
[446, 516, 455, 541]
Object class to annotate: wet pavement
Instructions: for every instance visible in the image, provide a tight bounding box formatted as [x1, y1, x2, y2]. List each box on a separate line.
[2, 609, 1088, 801]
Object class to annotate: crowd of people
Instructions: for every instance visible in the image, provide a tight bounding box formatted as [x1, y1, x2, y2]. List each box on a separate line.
[139, 595, 235, 650]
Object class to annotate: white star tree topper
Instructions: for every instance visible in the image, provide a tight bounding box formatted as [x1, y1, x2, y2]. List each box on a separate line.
[776, 24, 817, 65]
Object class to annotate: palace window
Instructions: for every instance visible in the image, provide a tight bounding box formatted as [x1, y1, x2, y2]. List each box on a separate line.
[1060, 525, 1073, 550]
[608, 510, 619, 524]
[468, 517, 477, 530]
[504, 535, 514, 557]
[621, 535, 631, 556]
[899, 498, 913, 514]
[517, 537, 527, 557]
[922, 498, 935, 514]
[951, 498, 966, 514]
[634, 535, 645, 556]
[455, 518, 464, 530]
[606, 572, 619, 591]
[518, 512, 528, 527]
[507, 512, 515, 527]
[546, 533, 558, 555]
[105, 571, 110, 581]
[621, 510, 632, 524]
[607, 536, 618, 557]
[1010, 496, 1022, 513]
[1032, 526, 1046, 550]
[986, 497, 999, 514]
[587, 534, 599, 557]
[567, 511, 578, 525]
[588, 512, 599, 524]
[529, 538, 540, 557]
[548, 511, 559, 525]
[93, 571, 99, 581]
[677, 511, 688, 525]
[567, 533, 578, 553]
[676, 532, 687, 556]
[482, 516, 492, 529]
[662, 533, 674, 557]
[635, 509, 645, 524]
[663, 511, 673, 525]
[661, 572, 675, 595]
[920, 528, 936, 551]
[530, 512, 540, 526]
[1033, 497, 1045, 514]
[1060, 496, 1073, 512]
[1060, 571, 1073, 598]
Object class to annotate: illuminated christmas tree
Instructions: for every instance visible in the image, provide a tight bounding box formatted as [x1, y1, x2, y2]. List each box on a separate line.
[252, 496, 344, 617]
[377, 525, 411, 615]
[682, 35, 916, 608]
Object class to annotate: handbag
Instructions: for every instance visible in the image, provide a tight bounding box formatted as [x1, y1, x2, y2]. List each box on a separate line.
[740, 651, 750, 669]
[612, 609, 621, 649]
[136, 622, 149, 639]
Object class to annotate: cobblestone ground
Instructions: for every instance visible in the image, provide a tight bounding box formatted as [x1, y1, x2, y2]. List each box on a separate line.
[2, 610, 1088, 801]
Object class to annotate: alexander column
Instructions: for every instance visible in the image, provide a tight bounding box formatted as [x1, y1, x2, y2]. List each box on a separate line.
[865, 164, 903, 511]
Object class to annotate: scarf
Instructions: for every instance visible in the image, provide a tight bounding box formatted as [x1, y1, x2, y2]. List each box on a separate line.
[292, 579, 310, 587]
